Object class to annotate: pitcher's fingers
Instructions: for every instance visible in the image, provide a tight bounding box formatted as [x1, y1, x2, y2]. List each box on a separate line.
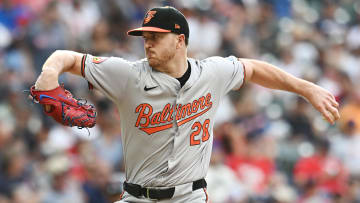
[322, 108, 334, 125]
[326, 104, 340, 121]
[329, 96, 339, 108]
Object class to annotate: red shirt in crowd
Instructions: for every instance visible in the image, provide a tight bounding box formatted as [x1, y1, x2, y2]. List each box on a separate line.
[294, 154, 348, 195]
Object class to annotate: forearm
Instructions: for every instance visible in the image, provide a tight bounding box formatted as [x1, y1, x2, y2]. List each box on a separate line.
[243, 59, 314, 97]
[242, 58, 340, 124]
[35, 50, 82, 90]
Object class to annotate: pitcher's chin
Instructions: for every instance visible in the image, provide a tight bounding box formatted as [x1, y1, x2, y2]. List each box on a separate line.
[148, 58, 161, 68]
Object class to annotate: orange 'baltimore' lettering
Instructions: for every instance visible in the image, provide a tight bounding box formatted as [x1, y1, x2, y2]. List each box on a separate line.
[135, 103, 152, 128]
[192, 100, 199, 113]
[160, 103, 170, 123]
[167, 106, 174, 122]
[176, 104, 182, 120]
[198, 96, 206, 110]
[181, 103, 192, 118]
[151, 112, 161, 125]
[135, 93, 213, 135]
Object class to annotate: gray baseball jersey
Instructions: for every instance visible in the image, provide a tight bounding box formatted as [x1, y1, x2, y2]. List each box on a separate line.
[81, 54, 245, 187]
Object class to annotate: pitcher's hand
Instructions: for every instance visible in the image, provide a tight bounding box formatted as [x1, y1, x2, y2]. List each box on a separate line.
[304, 84, 340, 125]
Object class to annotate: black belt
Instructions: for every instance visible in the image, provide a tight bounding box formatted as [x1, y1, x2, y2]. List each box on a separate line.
[123, 179, 207, 200]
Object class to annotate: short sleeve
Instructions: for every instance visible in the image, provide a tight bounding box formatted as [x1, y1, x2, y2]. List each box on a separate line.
[81, 54, 137, 103]
[204, 56, 246, 94]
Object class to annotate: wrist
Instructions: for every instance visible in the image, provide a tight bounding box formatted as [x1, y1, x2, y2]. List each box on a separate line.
[295, 80, 314, 98]
[35, 68, 60, 90]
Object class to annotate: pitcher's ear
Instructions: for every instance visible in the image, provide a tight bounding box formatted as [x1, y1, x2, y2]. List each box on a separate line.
[177, 34, 186, 48]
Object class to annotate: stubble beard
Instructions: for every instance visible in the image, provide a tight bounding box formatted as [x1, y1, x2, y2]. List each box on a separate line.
[147, 49, 176, 69]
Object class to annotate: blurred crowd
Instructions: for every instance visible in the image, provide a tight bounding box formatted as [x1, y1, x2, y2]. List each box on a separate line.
[1, 0, 360, 202]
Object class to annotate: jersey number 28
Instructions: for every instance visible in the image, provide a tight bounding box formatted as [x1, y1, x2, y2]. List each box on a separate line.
[190, 119, 210, 146]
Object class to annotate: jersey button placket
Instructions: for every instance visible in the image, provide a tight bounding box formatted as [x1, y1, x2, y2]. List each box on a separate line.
[175, 91, 182, 127]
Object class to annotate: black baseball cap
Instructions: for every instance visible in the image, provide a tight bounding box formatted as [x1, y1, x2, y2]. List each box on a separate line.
[127, 6, 189, 42]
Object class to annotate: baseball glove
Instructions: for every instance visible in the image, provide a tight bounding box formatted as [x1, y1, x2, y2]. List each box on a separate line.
[29, 85, 96, 128]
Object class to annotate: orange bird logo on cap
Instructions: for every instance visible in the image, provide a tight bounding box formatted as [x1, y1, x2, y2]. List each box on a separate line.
[144, 11, 157, 24]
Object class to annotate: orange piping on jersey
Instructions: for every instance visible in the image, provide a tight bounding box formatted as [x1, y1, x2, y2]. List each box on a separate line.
[81, 54, 87, 77]
[119, 191, 124, 200]
[203, 188, 209, 203]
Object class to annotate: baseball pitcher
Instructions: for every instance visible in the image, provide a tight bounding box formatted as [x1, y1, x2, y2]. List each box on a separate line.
[31, 6, 340, 203]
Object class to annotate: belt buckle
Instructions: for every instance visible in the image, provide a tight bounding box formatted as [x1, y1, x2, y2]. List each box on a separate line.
[145, 188, 159, 200]
[146, 188, 150, 199]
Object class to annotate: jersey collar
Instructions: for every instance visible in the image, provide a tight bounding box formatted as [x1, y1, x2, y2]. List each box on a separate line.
[181, 58, 198, 90]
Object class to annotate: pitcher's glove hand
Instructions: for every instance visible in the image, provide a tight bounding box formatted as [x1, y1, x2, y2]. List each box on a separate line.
[29, 85, 96, 128]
